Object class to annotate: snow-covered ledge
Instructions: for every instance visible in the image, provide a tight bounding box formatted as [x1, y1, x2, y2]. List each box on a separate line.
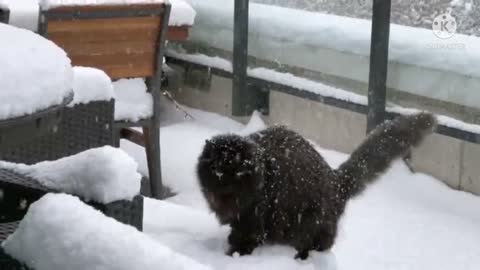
[173, 0, 480, 111]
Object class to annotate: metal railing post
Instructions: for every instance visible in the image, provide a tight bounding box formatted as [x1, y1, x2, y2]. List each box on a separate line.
[0, 7, 9, 24]
[367, 0, 391, 132]
[232, 0, 253, 116]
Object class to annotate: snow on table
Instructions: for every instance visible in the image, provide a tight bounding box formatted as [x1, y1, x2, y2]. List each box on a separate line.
[0, 146, 141, 203]
[113, 78, 153, 122]
[2, 193, 212, 270]
[0, 23, 72, 120]
[69, 66, 114, 107]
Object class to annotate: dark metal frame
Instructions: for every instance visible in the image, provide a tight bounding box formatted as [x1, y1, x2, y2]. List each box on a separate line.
[367, 0, 391, 132]
[232, 0, 250, 116]
[38, 3, 172, 199]
[141, 3, 172, 199]
[232, 0, 269, 116]
[0, 6, 9, 24]
[42, 7, 164, 20]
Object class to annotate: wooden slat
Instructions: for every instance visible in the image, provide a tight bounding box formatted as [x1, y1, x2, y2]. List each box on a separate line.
[101, 65, 154, 79]
[43, 4, 191, 79]
[167, 26, 190, 41]
[48, 28, 159, 43]
[120, 128, 145, 147]
[69, 53, 155, 79]
[48, 3, 164, 13]
[47, 16, 162, 79]
[52, 40, 156, 56]
[47, 16, 160, 33]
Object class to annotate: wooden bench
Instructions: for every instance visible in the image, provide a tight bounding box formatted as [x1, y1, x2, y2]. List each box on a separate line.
[38, 3, 172, 198]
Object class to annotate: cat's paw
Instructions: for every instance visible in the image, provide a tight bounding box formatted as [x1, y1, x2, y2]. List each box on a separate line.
[294, 250, 310, 260]
[226, 245, 254, 257]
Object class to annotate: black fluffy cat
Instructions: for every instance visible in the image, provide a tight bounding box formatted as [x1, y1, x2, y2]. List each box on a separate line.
[196, 113, 436, 259]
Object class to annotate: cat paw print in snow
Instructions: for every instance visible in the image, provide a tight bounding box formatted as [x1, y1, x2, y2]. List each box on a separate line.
[432, 8, 457, 39]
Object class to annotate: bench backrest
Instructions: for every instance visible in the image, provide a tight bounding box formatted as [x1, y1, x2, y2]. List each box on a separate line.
[39, 3, 171, 80]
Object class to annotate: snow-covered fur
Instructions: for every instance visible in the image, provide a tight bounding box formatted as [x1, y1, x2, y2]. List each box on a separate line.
[196, 113, 437, 259]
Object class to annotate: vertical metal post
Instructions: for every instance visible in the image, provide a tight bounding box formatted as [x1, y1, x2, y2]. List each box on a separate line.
[0, 7, 9, 24]
[232, 0, 252, 116]
[367, 0, 391, 132]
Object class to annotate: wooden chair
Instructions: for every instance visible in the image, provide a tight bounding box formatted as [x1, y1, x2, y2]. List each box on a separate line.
[38, 3, 171, 199]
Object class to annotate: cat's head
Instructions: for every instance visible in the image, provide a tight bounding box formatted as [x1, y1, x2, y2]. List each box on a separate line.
[197, 134, 263, 224]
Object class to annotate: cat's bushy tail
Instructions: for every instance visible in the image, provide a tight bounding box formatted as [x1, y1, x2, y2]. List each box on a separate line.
[335, 112, 437, 199]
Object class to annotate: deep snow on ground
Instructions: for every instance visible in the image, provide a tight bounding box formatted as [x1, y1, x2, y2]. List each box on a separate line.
[3, 194, 211, 270]
[120, 105, 480, 270]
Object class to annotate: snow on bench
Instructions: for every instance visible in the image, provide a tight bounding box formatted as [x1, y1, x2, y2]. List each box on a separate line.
[2, 193, 212, 270]
[39, 0, 196, 26]
[113, 78, 153, 122]
[69, 66, 114, 107]
[0, 146, 141, 203]
[0, 23, 72, 120]
[2, 0, 195, 29]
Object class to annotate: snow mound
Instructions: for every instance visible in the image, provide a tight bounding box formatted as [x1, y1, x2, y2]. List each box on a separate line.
[113, 78, 153, 122]
[2, 193, 212, 270]
[0, 23, 72, 120]
[144, 199, 338, 270]
[0, 146, 141, 203]
[238, 110, 267, 135]
[170, 0, 196, 26]
[69, 66, 114, 107]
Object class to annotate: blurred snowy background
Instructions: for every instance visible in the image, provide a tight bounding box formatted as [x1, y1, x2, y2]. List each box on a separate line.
[252, 0, 480, 36]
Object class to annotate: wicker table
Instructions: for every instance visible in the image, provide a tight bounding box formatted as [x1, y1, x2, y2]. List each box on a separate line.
[0, 92, 73, 149]
[0, 95, 144, 269]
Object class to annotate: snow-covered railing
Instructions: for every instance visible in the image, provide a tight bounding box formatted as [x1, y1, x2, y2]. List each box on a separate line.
[170, 0, 480, 111]
[167, 52, 480, 144]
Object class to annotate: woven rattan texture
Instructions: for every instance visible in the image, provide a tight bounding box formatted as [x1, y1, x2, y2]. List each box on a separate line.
[0, 100, 115, 164]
